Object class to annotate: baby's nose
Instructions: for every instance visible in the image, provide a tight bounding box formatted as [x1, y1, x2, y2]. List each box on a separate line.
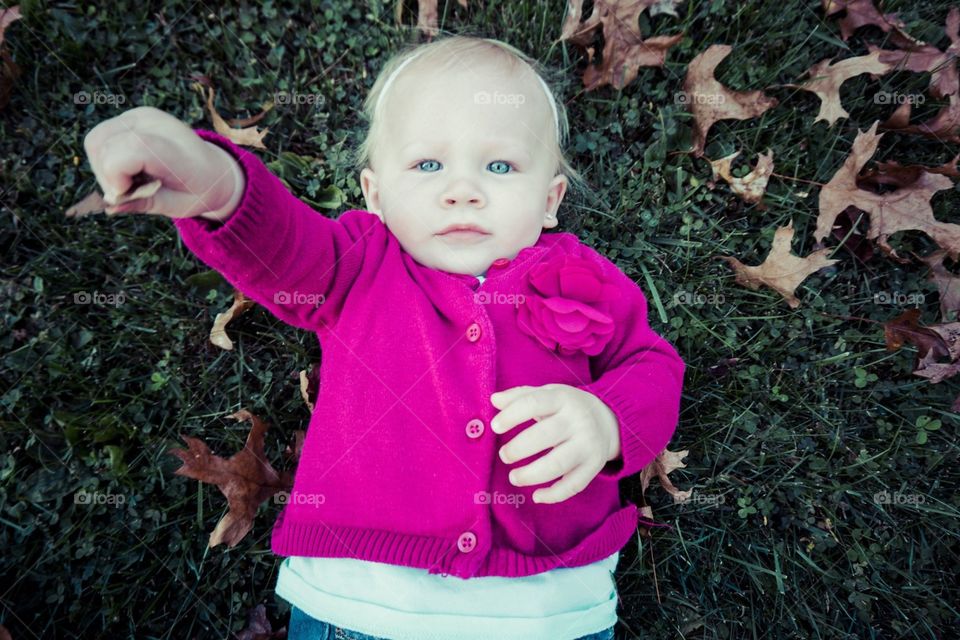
[442, 179, 485, 207]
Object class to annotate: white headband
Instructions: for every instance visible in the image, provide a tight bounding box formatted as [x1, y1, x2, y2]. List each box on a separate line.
[373, 47, 562, 144]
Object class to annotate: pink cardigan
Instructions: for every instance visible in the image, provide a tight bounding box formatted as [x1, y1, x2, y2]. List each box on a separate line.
[173, 129, 686, 579]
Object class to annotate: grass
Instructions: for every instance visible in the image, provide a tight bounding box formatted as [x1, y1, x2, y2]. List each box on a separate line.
[1, 0, 958, 638]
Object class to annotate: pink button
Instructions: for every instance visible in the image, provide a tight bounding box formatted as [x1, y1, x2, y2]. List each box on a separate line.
[465, 419, 485, 438]
[491, 258, 510, 268]
[466, 322, 482, 342]
[457, 531, 477, 553]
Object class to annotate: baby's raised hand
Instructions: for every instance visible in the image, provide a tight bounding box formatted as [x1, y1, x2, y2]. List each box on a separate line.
[490, 384, 621, 504]
[76, 106, 244, 220]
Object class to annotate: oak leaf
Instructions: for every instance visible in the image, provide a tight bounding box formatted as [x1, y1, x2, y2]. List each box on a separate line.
[637, 448, 691, 535]
[64, 170, 163, 218]
[209, 288, 256, 351]
[884, 308, 960, 385]
[560, 0, 683, 90]
[194, 84, 270, 149]
[719, 221, 839, 308]
[707, 148, 774, 206]
[415, 0, 467, 37]
[787, 51, 892, 126]
[681, 44, 778, 156]
[168, 409, 293, 548]
[875, 8, 960, 143]
[919, 249, 960, 323]
[814, 121, 959, 262]
[235, 604, 285, 640]
[821, 0, 916, 45]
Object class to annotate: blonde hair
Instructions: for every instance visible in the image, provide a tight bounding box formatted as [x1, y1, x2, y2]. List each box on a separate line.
[349, 35, 592, 200]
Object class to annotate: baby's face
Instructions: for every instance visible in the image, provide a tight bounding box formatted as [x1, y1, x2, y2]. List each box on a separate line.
[360, 62, 567, 277]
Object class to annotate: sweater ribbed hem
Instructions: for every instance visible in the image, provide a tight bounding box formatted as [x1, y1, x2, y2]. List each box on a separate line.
[271, 503, 641, 579]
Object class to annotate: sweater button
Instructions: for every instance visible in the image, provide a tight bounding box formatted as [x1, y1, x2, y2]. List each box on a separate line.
[491, 257, 510, 268]
[465, 419, 485, 438]
[466, 322, 482, 342]
[457, 531, 477, 552]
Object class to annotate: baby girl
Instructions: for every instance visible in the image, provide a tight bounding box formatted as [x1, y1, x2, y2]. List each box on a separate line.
[80, 35, 685, 640]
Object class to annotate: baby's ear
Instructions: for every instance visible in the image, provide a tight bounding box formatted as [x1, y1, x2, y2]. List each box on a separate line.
[543, 174, 567, 227]
[359, 167, 383, 219]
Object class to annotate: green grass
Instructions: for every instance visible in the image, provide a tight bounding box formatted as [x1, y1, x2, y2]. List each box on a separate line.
[2, 0, 958, 637]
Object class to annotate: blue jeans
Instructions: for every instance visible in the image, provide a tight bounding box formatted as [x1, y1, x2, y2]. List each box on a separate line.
[288, 606, 617, 640]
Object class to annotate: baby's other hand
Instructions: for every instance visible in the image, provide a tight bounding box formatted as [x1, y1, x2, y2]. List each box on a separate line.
[490, 384, 621, 504]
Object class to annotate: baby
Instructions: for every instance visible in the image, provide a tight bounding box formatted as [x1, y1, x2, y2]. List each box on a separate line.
[80, 35, 685, 640]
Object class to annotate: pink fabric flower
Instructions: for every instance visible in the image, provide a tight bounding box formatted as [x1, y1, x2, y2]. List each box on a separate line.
[516, 253, 619, 356]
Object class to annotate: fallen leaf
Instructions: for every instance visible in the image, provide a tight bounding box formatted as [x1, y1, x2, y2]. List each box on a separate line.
[560, 0, 683, 90]
[299, 365, 320, 413]
[637, 448, 692, 533]
[875, 8, 960, 143]
[195, 84, 270, 149]
[209, 289, 256, 351]
[918, 249, 960, 323]
[830, 206, 876, 263]
[814, 121, 959, 262]
[235, 603, 285, 640]
[414, 0, 467, 37]
[821, 0, 916, 45]
[707, 148, 774, 206]
[719, 221, 839, 308]
[884, 308, 960, 384]
[681, 44, 779, 156]
[168, 409, 293, 548]
[64, 170, 164, 218]
[787, 51, 892, 126]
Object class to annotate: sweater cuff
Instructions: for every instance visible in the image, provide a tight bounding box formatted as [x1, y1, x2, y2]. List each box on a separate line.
[171, 129, 292, 279]
[580, 363, 683, 482]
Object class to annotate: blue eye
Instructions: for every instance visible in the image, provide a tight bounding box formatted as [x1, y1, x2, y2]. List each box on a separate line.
[416, 160, 442, 172]
[488, 161, 513, 174]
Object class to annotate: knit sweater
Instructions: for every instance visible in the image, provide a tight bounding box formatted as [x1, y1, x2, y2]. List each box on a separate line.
[173, 129, 686, 579]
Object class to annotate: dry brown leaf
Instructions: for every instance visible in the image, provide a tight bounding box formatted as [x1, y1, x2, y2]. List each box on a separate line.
[637, 448, 692, 527]
[787, 51, 892, 126]
[64, 170, 163, 218]
[868, 7, 959, 99]
[719, 221, 839, 308]
[681, 44, 779, 157]
[821, 0, 916, 44]
[168, 409, 294, 548]
[873, 8, 960, 143]
[918, 249, 960, 323]
[708, 149, 774, 206]
[209, 288, 256, 351]
[236, 603, 285, 640]
[884, 308, 960, 384]
[299, 365, 320, 413]
[560, 0, 683, 90]
[415, 0, 468, 37]
[814, 121, 959, 262]
[0, 623, 10, 640]
[195, 84, 270, 149]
